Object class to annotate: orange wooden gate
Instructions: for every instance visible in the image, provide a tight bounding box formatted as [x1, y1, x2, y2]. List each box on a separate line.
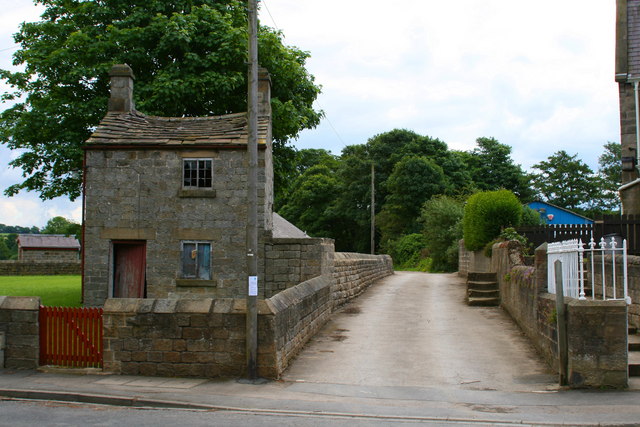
[39, 306, 103, 368]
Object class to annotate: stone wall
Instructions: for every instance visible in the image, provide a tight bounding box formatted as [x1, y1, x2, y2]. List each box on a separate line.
[0, 261, 81, 276]
[0, 296, 40, 369]
[332, 253, 394, 308]
[20, 249, 79, 263]
[492, 241, 628, 388]
[102, 253, 392, 379]
[458, 240, 491, 278]
[592, 254, 640, 330]
[264, 237, 334, 297]
[103, 269, 379, 378]
[83, 147, 273, 306]
[566, 299, 628, 387]
[268, 275, 333, 375]
[102, 298, 248, 378]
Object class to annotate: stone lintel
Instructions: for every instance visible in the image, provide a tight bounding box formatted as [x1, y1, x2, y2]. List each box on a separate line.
[100, 228, 156, 240]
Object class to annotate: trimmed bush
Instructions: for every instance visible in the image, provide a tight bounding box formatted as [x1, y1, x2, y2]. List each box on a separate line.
[463, 190, 522, 251]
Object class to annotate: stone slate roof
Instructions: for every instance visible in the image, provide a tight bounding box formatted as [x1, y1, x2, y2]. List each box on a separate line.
[18, 234, 80, 250]
[86, 111, 269, 147]
[272, 213, 309, 239]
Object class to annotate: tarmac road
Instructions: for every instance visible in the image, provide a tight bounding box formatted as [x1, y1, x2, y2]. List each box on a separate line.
[283, 271, 557, 392]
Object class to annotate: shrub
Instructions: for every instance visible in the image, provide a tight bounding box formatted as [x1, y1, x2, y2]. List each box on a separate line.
[383, 233, 429, 269]
[483, 227, 531, 257]
[521, 205, 544, 225]
[463, 189, 522, 251]
[419, 195, 464, 272]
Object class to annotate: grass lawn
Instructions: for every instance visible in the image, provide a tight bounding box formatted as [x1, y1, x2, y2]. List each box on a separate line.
[0, 275, 81, 307]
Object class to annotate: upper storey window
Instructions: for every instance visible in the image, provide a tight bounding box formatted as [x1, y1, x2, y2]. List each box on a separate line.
[183, 159, 212, 188]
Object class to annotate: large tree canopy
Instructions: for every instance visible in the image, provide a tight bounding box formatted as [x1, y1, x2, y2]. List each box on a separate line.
[531, 150, 598, 211]
[461, 137, 534, 201]
[0, 0, 322, 200]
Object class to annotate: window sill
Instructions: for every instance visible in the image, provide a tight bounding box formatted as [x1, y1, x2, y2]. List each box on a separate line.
[178, 189, 216, 198]
[176, 279, 216, 287]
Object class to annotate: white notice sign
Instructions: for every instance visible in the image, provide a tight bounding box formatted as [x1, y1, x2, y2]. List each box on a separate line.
[248, 276, 258, 296]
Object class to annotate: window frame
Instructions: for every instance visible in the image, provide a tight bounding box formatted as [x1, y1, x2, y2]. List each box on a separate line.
[182, 158, 213, 189]
[180, 241, 212, 280]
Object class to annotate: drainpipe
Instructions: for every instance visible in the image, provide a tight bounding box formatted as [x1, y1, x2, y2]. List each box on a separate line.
[634, 80, 640, 170]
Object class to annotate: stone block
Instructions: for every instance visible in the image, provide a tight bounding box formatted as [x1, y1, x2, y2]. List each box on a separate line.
[176, 299, 213, 313]
[0, 296, 40, 310]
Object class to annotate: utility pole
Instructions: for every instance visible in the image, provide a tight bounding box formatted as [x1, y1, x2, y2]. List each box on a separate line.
[371, 163, 375, 255]
[245, 0, 259, 380]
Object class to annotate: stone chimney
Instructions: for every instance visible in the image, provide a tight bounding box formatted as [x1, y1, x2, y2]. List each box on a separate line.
[108, 64, 135, 113]
[258, 68, 271, 117]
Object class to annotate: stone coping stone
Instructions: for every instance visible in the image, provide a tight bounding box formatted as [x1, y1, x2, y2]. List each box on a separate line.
[268, 275, 331, 314]
[0, 296, 40, 310]
[334, 252, 393, 261]
[268, 237, 332, 245]
[104, 297, 274, 315]
[568, 298, 627, 311]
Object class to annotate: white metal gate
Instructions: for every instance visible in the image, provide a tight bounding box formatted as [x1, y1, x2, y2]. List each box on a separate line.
[547, 237, 631, 303]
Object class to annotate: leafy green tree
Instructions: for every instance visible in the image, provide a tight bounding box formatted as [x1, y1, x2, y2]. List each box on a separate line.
[419, 195, 464, 272]
[276, 148, 338, 209]
[328, 144, 374, 253]
[462, 137, 534, 201]
[521, 206, 544, 226]
[531, 150, 599, 211]
[377, 155, 447, 243]
[41, 216, 81, 238]
[596, 142, 621, 212]
[278, 164, 340, 239]
[1, 0, 321, 200]
[0, 238, 13, 260]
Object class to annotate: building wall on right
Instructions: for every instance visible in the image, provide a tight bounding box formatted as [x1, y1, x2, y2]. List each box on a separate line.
[617, 0, 640, 212]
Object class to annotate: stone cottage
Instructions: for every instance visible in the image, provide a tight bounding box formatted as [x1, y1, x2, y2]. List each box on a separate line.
[17, 234, 80, 262]
[82, 64, 276, 306]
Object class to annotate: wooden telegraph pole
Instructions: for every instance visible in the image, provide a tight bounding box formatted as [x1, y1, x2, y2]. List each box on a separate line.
[371, 163, 375, 254]
[246, 0, 259, 380]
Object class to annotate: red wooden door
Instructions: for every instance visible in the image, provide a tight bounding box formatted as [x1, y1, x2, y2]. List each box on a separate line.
[113, 241, 146, 298]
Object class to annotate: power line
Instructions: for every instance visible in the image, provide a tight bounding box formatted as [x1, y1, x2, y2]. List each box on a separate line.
[260, 0, 280, 33]
[0, 45, 19, 53]
[259, 0, 348, 151]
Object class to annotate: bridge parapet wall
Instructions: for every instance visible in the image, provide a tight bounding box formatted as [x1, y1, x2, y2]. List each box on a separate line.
[332, 253, 394, 308]
[101, 252, 392, 379]
[491, 241, 628, 388]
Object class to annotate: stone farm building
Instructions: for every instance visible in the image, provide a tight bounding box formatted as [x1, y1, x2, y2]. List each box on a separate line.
[17, 234, 80, 263]
[82, 64, 335, 306]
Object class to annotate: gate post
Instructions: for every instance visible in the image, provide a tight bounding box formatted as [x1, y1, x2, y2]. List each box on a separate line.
[554, 260, 568, 386]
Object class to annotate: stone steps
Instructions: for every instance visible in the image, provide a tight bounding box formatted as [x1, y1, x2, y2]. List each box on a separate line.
[467, 272, 499, 307]
[630, 333, 640, 377]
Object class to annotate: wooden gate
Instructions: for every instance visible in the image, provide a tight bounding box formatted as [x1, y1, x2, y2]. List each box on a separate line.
[39, 306, 103, 368]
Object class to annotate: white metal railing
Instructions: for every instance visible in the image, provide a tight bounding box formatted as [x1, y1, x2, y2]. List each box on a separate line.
[547, 237, 631, 303]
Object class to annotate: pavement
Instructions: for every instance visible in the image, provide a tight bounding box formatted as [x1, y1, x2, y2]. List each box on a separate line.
[2, 272, 640, 426]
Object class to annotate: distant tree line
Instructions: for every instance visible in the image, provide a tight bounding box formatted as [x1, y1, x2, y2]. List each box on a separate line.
[276, 129, 620, 271]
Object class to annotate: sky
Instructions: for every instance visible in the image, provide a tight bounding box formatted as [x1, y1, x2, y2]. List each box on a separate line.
[0, 0, 620, 228]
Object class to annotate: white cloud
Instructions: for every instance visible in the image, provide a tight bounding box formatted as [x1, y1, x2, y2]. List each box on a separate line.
[0, 0, 622, 225]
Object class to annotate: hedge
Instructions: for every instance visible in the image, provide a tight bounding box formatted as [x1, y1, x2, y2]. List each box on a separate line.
[463, 190, 522, 251]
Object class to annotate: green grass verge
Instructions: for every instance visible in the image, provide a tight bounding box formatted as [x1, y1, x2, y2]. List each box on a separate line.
[0, 275, 81, 307]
